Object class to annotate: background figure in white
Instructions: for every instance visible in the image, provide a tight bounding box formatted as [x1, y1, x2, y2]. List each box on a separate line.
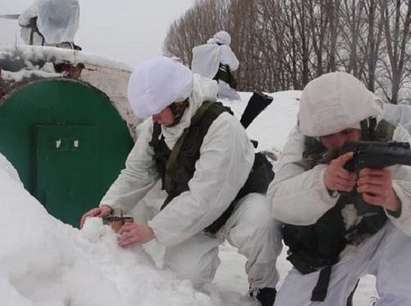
[191, 31, 240, 100]
[18, 0, 81, 50]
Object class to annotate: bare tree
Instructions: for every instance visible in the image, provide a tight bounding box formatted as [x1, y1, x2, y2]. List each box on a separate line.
[163, 0, 230, 65]
[378, 0, 411, 103]
[363, 0, 384, 92]
[163, 0, 411, 101]
[227, 0, 262, 90]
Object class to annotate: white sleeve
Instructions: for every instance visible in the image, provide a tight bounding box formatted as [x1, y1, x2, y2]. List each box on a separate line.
[148, 113, 254, 246]
[100, 120, 158, 213]
[268, 127, 338, 225]
[191, 44, 220, 79]
[219, 45, 239, 71]
[386, 165, 411, 236]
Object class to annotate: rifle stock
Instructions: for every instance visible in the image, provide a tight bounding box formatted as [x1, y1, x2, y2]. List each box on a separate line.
[240, 92, 273, 129]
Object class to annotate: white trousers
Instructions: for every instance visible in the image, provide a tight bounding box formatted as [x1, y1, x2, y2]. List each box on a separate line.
[274, 222, 411, 306]
[140, 193, 282, 290]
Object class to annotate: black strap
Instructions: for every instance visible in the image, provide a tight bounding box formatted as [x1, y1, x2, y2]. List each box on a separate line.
[346, 280, 359, 306]
[311, 266, 332, 301]
[163, 101, 215, 197]
[27, 17, 45, 46]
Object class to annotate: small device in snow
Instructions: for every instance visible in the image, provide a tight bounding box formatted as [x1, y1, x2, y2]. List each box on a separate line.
[103, 211, 134, 233]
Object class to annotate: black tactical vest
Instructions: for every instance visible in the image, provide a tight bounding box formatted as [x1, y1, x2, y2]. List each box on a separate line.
[149, 101, 274, 234]
[282, 118, 394, 301]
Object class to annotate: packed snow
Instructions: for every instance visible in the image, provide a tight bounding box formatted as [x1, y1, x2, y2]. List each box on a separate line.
[0, 170, 215, 306]
[0, 91, 378, 306]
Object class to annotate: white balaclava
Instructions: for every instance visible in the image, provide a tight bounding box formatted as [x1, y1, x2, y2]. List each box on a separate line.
[298, 72, 383, 137]
[127, 56, 194, 119]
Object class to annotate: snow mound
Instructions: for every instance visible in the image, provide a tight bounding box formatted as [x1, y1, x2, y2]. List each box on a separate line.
[0, 154, 215, 306]
[221, 90, 300, 154]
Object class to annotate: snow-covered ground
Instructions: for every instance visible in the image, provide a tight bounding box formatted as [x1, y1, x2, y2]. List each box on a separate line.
[0, 91, 377, 306]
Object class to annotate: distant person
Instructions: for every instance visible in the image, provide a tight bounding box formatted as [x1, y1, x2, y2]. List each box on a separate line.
[191, 31, 240, 100]
[18, 0, 81, 50]
[81, 56, 281, 306]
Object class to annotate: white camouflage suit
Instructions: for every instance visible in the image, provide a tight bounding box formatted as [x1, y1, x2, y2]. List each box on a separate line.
[100, 74, 281, 290]
[269, 72, 411, 306]
[191, 31, 241, 101]
[18, 0, 80, 46]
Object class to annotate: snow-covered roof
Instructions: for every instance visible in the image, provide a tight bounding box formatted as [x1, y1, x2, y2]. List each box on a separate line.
[0, 45, 140, 139]
[0, 45, 131, 72]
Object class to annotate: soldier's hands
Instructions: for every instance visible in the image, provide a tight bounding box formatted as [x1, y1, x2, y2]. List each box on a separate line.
[357, 168, 401, 212]
[80, 205, 113, 228]
[325, 153, 401, 213]
[324, 152, 357, 192]
[118, 222, 155, 247]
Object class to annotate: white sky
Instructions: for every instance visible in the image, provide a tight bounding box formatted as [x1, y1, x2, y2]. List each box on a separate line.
[0, 0, 196, 66]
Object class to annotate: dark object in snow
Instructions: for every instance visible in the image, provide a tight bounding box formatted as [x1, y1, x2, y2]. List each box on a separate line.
[103, 212, 134, 233]
[0, 54, 41, 72]
[55, 41, 82, 50]
[251, 287, 276, 306]
[240, 92, 273, 129]
[53, 62, 85, 79]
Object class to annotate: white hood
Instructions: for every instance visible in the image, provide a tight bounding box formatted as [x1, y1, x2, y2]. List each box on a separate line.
[299, 72, 383, 137]
[128, 56, 194, 119]
[207, 31, 231, 45]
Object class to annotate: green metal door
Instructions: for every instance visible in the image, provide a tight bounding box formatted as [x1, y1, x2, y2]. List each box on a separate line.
[0, 79, 134, 227]
[35, 125, 98, 226]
